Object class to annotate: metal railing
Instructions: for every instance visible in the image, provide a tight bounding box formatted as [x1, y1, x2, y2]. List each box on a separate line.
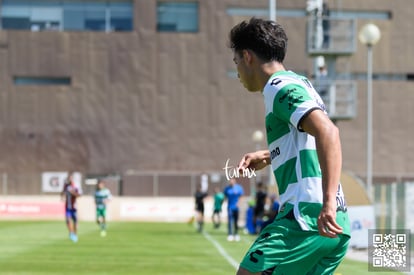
[307, 16, 357, 56]
[313, 79, 357, 120]
[0, 171, 262, 197]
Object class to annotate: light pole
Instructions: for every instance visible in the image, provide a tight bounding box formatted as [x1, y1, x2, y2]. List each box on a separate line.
[269, 0, 276, 21]
[252, 130, 264, 150]
[359, 23, 381, 202]
[252, 130, 264, 173]
[252, 130, 264, 195]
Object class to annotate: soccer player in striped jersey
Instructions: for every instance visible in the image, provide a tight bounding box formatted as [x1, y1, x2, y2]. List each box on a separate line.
[61, 172, 81, 243]
[229, 18, 350, 275]
[94, 180, 112, 237]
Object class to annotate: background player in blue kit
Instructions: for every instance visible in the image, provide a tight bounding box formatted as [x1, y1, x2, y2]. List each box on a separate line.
[223, 178, 244, 241]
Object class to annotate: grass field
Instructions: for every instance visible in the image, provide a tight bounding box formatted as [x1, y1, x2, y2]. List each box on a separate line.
[0, 221, 405, 275]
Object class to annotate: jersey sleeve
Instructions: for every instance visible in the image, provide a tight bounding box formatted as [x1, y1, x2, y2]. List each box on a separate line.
[273, 83, 321, 131]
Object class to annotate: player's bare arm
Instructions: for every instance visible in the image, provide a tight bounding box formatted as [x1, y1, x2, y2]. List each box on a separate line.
[60, 185, 67, 201]
[300, 109, 343, 238]
[238, 150, 271, 172]
[69, 188, 81, 197]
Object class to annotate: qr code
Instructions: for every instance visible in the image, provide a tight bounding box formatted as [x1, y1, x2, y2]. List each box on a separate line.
[369, 229, 411, 272]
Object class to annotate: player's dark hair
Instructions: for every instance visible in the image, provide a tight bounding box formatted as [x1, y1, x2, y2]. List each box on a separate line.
[229, 17, 288, 63]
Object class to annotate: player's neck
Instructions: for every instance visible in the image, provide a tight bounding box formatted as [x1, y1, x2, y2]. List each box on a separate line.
[260, 62, 285, 91]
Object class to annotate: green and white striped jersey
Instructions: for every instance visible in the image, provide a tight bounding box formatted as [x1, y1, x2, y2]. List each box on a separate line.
[95, 188, 112, 209]
[263, 70, 350, 235]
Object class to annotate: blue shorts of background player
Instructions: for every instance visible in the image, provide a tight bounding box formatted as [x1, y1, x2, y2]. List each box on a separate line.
[66, 209, 77, 223]
[65, 209, 78, 242]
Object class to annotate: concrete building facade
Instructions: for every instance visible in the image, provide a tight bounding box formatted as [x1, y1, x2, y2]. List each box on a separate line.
[0, 0, 413, 195]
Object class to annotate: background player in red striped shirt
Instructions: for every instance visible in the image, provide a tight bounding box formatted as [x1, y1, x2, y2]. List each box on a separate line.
[61, 172, 81, 242]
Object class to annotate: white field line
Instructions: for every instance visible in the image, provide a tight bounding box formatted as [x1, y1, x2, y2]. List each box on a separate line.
[202, 230, 239, 270]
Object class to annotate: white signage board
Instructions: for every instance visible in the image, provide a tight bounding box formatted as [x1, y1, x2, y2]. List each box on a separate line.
[42, 172, 82, 193]
[347, 205, 376, 249]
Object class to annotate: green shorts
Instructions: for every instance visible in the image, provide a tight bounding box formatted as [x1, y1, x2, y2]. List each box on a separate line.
[96, 207, 106, 218]
[239, 213, 350, 275]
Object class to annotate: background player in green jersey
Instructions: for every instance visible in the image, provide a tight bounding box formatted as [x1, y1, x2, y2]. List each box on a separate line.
[94, 180, 112, 237]
[228, 18, 350, 275]
[212, 186, 225, 229]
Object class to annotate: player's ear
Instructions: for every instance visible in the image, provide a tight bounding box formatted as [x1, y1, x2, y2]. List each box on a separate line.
[242, 49, 253, 64]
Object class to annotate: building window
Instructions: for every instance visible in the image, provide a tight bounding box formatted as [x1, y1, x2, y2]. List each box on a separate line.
[157, 2, 198, 32]
[63, 2, 106, 31]
[14, 76, 71, 86]
[1, 0, 133, 32]
[110, 2, 133, 31]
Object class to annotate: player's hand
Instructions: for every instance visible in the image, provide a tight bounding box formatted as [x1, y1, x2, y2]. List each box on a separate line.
[317, 202, 343, 238]
[238, 150, 270, 172]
